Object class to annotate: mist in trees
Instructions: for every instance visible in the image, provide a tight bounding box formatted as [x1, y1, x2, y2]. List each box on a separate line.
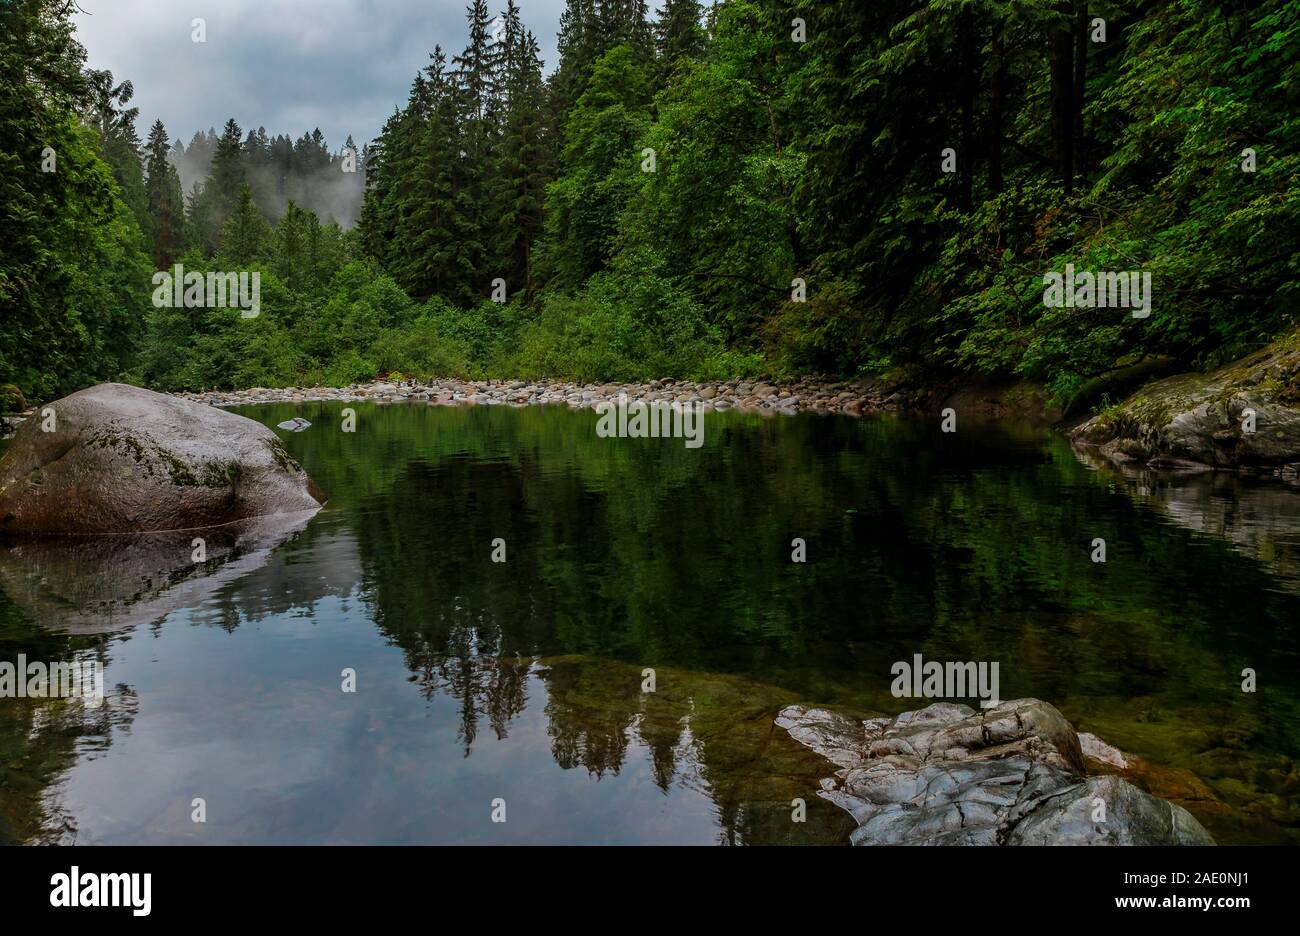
[169, 124, 366, 232]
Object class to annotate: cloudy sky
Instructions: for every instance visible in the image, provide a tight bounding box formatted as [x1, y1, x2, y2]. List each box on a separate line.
[72, 0, 568, 151]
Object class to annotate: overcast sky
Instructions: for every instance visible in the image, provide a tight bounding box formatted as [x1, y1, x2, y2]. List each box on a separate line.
[71, 0, 568, 151]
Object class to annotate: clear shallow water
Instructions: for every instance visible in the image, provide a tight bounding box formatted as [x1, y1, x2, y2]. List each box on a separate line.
[1, 402, 1298, 844]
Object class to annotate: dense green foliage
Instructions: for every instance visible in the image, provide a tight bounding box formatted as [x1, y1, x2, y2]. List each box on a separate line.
[3, 0, 1298, 400]
[360, 0, 1300, 399]
[1, 0, 150, 399]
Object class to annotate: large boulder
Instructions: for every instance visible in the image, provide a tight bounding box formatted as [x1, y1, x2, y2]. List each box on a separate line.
[0, 383, 324, 535]
[777, 698, 1215, 845]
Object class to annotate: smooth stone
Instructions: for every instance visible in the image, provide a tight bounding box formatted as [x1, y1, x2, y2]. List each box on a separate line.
[0, 383, 324, 535]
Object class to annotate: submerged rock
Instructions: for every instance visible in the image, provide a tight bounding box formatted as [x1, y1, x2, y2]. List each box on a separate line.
[1071, 338, 1300, 469]
[777, 698, 1214, 845]
[0, 383, 324, 535]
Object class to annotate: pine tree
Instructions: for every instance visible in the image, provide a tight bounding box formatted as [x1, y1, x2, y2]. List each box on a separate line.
[183, 182, 211, 254]
[82, 68, 150, 236]
[451, 2, 498, 298]
[273, 200, 311, 288]
[143, 119, 185, 268]
[358, 110, 401, 265]
[552, 0, 599, 114]
[492, 29, 549, 292]
[653, 0, 705, 85]
[454, 0, 496, 126]
[210, 119, 246, 216]
[191, 118, 247, 254]
[218, 183, 271, 266]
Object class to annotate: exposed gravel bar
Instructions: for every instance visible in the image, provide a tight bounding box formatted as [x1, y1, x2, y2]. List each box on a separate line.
[172, 376, 904, 416]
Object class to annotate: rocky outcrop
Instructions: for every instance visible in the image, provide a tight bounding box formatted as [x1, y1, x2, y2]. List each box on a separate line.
[1071, 339, 1300, 469]
[0, 383, 324, 535]
[777, 698, 1215, 845]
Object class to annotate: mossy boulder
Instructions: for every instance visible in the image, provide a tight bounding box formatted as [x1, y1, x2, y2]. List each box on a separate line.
[0, 383, 324, 535]
[1071, 338, 1300, 469]
[0, 384, 25, 414]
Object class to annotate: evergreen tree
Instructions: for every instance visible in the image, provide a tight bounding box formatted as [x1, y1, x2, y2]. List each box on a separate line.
[653, 0, 705, 85]
[492, 29, 549, 292]
[202, 117, 248, 249]
[218, 183, 271, 266]
[273, 200, 311, 288]
[453, 0, 497, 126]
[0, 0, 151, 398]
[143, 119, 186, 268]
[450, 3, 497, 298]
[82, 68, 150, 236]
[542, 43, 652, 286]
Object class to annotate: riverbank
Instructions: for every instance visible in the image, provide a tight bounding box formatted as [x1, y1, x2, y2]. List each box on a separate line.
[169, 376, 912, 416]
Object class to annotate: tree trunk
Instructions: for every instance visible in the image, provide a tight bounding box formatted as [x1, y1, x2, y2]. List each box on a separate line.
[1049, 2, 1074, 192]
[958, 4, 975, 212]
[1074, 1, 1088, 186]
[989, 18, 1006, 195]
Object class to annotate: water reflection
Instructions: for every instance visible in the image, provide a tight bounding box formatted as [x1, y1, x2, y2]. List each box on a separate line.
[0, 512, 319, 636]
[1072, 444, 1300, 594]
[0, 403, 1298, 844]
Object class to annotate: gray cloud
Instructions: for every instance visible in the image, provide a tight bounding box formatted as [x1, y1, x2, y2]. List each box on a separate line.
[72, 0, 567, 152]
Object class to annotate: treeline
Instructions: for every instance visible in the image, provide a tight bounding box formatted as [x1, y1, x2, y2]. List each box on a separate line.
[130, 112, 364, 273]
[0, 0, 376, 401]
[356, 0, 1299, 405]
[3, 0, 1298, 405]
[169, 125, 365, 233]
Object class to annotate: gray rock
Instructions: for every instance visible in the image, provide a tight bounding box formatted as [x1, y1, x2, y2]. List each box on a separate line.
[775, 707, 865, 769]
[1079, 731, 1128, 768]
[1072, 342, 1300, 468]
[0, 383, 325, 535]
[1007, 776, 1215, 846]
[777, 698, 1214, 846]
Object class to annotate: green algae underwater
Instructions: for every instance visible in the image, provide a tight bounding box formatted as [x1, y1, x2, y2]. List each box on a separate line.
[1, 402, 1297, 844]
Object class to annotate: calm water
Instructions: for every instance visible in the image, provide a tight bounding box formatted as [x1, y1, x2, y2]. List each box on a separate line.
[2, 402, 1298, 844]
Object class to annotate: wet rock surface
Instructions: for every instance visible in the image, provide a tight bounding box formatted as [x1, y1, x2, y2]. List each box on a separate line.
[777, 698, 1215, 845]
[0, 383, 324, 535]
